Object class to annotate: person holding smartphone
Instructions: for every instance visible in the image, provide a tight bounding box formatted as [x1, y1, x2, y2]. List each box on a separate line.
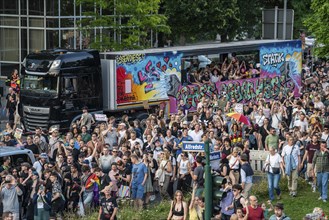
[0, 175, 22, 220]
[32, 182, 52, 220]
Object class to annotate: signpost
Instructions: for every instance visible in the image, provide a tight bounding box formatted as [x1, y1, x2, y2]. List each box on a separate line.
[203, 138, 212, 220]
[182, 140, 219, 219]
[210, 151, 221, 161]
[182, 141, 205, 152]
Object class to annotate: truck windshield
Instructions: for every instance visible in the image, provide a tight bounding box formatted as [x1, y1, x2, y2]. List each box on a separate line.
[25, 58, 54, 72]
[21, 75, 58, 93]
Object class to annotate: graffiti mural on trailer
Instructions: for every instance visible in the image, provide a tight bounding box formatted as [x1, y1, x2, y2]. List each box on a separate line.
[116, 53, 182, 104]
[176, 74, 295, 109]
[175, 41, 302, 110]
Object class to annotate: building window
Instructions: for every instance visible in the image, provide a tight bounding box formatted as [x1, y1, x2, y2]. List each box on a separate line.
[0, 0, 19, 14]
[0, 16, 19, 26]
[46, 0, 58, 16]
[29, 0, 44, 16]
[0, 28, 19, 61]
[29, 29, 44, 52]
[46, 30, 59, 49]
[29, 18, 44, 28]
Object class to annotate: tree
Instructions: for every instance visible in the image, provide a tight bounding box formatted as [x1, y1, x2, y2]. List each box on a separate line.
[304, 0, 329, 57]
[77, 0, 170, 50]
[163, 0, 240, 45]
[236, 0, 262, 39]
[290, 0, 311, 37]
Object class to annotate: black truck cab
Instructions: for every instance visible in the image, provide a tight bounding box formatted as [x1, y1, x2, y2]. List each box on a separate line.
[20, 49, 102, 132]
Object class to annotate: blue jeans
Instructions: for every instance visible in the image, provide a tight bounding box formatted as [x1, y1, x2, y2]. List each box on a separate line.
[83, 191, 94, 208]
[267, 172, 281, 200]
[317, 172, 329, 200]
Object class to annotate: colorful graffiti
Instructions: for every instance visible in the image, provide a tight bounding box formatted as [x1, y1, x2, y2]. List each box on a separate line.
[116, 53, 182, 104]
[174, 74, 295, 110]
[260, 40, 302, 95]
[170, 41, 302, 112]
[176, 83, 217, 109]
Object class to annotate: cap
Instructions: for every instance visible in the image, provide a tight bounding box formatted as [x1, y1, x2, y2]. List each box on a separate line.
[3, 132, 10, 136]
[21, 162, 31, 168]
[40, 153, 48, 159]
[119, 123, 126, 127]
[32, 171, 39, 177]
[274, 203, 284, 210]
[183, 121, 188, 125]
[49, 127, 58, 133]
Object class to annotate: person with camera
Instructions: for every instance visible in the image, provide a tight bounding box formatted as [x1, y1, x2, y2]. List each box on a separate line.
[0, 175, 22, 220]
[32, 181, 51, 220]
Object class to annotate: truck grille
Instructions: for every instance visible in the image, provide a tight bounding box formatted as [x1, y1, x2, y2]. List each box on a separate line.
[23, 106, 50, 131]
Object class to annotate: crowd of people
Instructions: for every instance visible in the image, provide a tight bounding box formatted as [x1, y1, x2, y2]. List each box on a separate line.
[187, 55, 261, 85]
[0, 59, 328, 220]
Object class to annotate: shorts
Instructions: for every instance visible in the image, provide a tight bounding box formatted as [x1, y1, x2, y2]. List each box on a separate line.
[132, 184, 144, 199]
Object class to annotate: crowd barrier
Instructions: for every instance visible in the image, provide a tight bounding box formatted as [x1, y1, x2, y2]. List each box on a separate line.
[249, 150, 269, 172]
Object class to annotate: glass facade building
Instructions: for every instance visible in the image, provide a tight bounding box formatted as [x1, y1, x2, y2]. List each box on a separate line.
[1, 0, 147, 76]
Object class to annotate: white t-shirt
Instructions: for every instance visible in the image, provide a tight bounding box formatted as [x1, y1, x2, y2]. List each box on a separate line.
[294, 119, 309, 132]
[129, 138, 143, 148]
[229, 155, 240, 170]
[271, 112, 282, 129]
[254, 115, 265, 127]
[177, 153, 195, 165]
[265, 153, 282, 173]
[188, 130, 203, 142]
[292, 108, 306, 122]
[314, 101, 325, 109]
[281, 144, 300, 166]
[33, 160, 44, 176]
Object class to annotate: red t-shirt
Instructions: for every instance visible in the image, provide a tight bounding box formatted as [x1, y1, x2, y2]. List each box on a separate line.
[243, 206, 264, 220]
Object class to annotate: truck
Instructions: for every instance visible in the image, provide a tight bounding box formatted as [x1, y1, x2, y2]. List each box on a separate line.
[19, 40, 302, 132]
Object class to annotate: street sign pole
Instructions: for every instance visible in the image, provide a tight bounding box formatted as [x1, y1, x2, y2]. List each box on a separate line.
[204, 138, 212, 220]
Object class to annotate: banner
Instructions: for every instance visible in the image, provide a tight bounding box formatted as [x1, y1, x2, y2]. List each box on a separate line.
[94, 114, 108, 122]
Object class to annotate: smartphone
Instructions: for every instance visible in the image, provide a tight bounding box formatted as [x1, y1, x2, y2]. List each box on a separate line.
[39, 185, 45, 191]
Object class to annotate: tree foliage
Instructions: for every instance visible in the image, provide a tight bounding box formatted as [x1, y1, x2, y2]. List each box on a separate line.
[77, 0, 170, 51]
[304, 0, 329, 57]
[236, 0, 262, 39]
[163, 0, 240, 45]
